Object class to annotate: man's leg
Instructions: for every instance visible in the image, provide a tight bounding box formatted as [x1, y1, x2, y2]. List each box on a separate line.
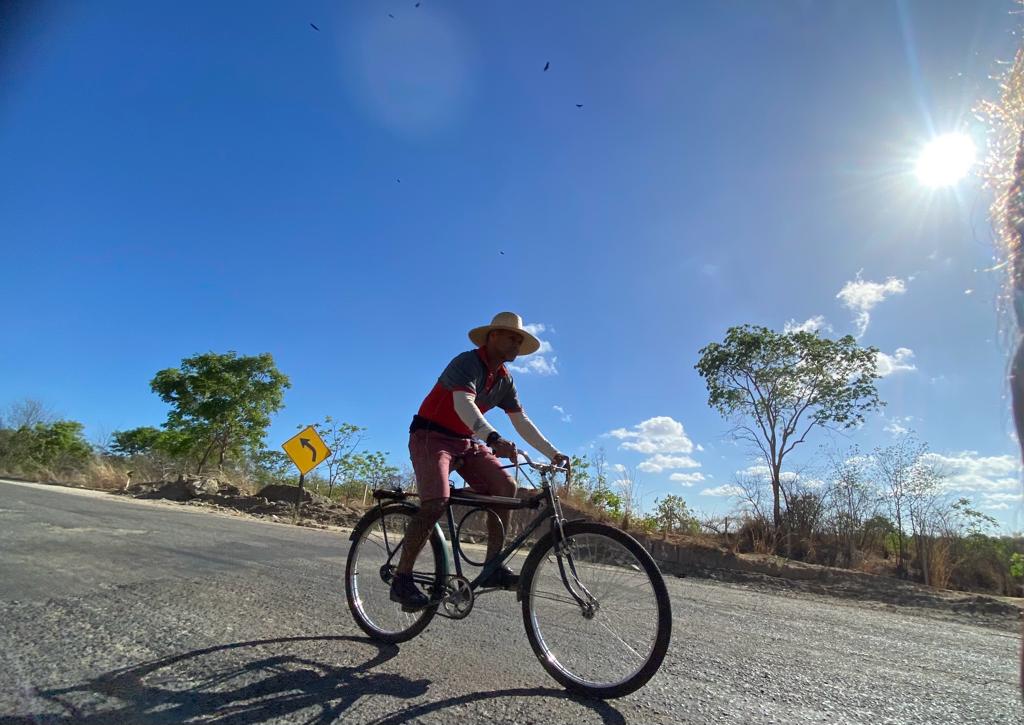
[485, 489, 515, 561]
[396, 497, 447, 575]
[459, 444, 519, 586]
[391, 430, 457, 609]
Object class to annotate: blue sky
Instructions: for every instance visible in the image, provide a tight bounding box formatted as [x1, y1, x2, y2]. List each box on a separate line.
[3, 1, 1024, 530]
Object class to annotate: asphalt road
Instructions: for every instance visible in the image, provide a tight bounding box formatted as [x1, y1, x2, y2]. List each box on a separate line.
[0, 478, 1020, 724]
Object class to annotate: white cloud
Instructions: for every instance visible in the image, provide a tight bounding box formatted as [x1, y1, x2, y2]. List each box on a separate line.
[638, 454, 701, 473]
[552, 405, 572, 423]
[836, 275, 906, 338]
[738, 464, 770, 478]
[701, 484, 745, 498]
[735, 464, 805, 485]
[606, 416, 703, 474]
[876, 348, 916, 377]
[612, 463, 626, 473]
[920, 451, 1020, 493]
[508, 322, 558, 376]
[985, 503, 1011, 511]
[884, 421, 909, 437]
[607, 416, 696, 454]
[981, 492, 1024, 503]
[883, 415, 914, 438]
[509, 356, 558, 375]
[670, 472, 706, 486]
[784, 315, 833, 335]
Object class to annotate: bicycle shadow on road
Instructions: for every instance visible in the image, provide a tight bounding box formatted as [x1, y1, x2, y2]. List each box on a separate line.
[364, 687, 629, 725]
[0, 634, 426, 724]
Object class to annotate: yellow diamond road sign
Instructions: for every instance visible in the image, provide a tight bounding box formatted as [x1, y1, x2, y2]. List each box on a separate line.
[282, 426, 331, 476]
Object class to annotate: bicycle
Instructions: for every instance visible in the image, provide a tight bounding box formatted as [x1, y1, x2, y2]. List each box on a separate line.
[343, 450, 672, 699]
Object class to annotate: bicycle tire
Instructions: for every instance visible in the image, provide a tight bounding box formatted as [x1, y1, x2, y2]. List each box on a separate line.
[519, 521, 672, 698]
[345, 502, 447, 643]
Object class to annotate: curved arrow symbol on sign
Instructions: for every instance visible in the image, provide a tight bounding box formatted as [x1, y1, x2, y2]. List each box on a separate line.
[300, 438, 317, 462]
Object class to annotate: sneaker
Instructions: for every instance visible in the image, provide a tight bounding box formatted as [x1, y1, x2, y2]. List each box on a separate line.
[478, 564, 519, 590]
[389, 573, 429, 612]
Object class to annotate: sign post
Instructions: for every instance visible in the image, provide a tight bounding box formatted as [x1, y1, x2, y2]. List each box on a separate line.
[282, 425, 332, 522]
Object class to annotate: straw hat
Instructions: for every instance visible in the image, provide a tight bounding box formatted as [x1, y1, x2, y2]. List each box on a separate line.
[468, 312, 541, 355]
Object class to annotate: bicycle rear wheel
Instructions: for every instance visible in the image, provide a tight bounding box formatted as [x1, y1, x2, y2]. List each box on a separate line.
[345, 503, 447, 643]
[520, 521, 672, 698]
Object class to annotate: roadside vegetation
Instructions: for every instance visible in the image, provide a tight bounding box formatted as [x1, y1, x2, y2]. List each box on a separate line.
[2, 337, 1022, 599]
[0, 352, 402, 506]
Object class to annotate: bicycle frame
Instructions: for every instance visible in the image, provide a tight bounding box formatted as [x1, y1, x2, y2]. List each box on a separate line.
[371, 451, 596, 611]
[445, 483, 552, 588]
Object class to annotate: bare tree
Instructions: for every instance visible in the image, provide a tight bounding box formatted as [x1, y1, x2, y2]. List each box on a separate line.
[779, 471, 827, 560]
[395, 464, 417, 493]
[905, 459, 948, 586]
[615, 464, 644, 529]
[91, 425, 113, 456]
[874, 436, 928, 576]
[731, 469, 775, 552]
[591, 446, 608, 499]
[824, 447, 879, 567]
[2, 398, 55, 429]
[733, 469, 772, 522]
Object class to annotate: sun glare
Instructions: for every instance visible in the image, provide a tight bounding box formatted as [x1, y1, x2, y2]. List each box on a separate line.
[915, 133, 976, 187]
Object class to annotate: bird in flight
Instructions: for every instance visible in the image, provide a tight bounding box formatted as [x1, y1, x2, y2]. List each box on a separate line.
[310, 23, 320, 31]
[543, 61, 550, 71]
[576, 104, 583, 108]
[388, 13, 395, 19]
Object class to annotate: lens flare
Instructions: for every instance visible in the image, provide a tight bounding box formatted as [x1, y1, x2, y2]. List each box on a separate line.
[915, 133, 976, 187]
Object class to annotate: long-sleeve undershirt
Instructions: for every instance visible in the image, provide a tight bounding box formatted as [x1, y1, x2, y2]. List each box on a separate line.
[452, 391, 560, 459]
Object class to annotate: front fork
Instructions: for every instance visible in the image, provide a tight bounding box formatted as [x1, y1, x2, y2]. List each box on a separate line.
[549, 488, 599, 617]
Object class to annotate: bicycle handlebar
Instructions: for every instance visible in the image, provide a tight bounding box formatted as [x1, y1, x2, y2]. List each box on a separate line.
[513, 449, 570, 477]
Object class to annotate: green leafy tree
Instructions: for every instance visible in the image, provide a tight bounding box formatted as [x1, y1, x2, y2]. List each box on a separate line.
[638, 514, 659, 534]
[947, 498, 1017, 593]
[1010, 552, 1024, 581]
[109, 427, 164, 456]
[342, 450, 399, 503]
[568, 454, 591, 492]
[0, 420, 93, 473]
[248, 448, 293, 487]
[695, 325, 882, 534]
[33, 420, 93, 470]
[653, 494, 698, 536]
[150, 351, 290, 474]
[589, 484, 623, 517]
[310, 417, 366, 497]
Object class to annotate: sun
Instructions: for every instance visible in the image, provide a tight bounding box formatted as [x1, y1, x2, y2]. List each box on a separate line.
[915, 133, 976, 187]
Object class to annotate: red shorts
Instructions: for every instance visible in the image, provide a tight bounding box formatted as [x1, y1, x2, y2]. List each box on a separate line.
[408, 428, 516, 502]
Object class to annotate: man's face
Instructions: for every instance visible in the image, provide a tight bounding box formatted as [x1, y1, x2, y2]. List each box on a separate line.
[490, 329, 524, 362]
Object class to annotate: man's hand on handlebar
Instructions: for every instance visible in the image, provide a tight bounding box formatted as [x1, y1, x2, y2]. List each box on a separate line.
[489, 437, 517, 460]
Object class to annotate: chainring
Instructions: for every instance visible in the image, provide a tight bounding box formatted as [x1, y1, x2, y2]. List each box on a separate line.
[440, 575, 474, 619]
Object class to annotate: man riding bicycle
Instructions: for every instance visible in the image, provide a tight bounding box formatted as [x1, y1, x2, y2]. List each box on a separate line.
[391, 311, 570, 610]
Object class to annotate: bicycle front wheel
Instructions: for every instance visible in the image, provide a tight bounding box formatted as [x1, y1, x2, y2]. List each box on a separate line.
[520, 521, 672, 698]
[345, 503, 446, 643]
